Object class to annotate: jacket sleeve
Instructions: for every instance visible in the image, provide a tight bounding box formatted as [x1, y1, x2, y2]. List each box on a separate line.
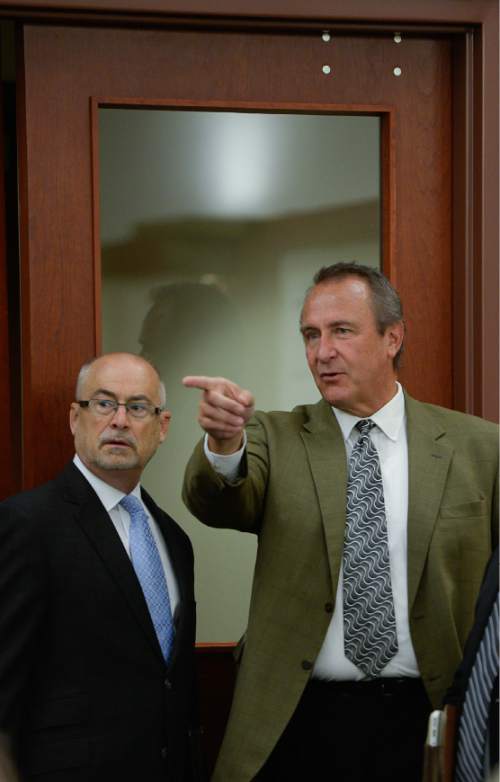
[182, 414, 270, 534]
[0, 501, 47, 744]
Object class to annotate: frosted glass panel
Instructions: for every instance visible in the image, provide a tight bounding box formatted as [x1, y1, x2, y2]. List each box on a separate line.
[99, 109, 380, 641]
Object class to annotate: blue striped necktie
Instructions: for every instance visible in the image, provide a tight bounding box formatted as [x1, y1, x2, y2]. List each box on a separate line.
[343, 419, 398, 678]
[455, 592, 499, 782]
[120, 494, 175, 663]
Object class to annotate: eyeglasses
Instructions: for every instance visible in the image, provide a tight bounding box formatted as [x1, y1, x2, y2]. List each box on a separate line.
[77, 398, 163, 420]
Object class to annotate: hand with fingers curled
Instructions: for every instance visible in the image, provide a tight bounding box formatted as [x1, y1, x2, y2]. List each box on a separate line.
[182, 375, 255, 455]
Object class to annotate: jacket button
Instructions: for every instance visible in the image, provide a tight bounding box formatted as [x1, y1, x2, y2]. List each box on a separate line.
[160, 747, 168, 760]
[324, 602, 334, 613]
[301, 660, 313, 671]
[164, 678, 172, 689]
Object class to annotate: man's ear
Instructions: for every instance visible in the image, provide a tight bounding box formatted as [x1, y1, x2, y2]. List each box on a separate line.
[69, 402, 79, 435]
[158, 409, 172, 443]
[386, 321, 404, 360]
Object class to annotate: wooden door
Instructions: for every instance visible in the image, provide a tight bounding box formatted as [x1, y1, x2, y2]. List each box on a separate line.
[17, 24, 452, 486]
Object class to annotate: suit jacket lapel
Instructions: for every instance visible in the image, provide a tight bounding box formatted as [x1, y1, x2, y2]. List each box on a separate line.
[298, 395, 454, 617]
[300, 399, 348, 596]
[60, 463, 164, 664]
[405, 395, 453, 611]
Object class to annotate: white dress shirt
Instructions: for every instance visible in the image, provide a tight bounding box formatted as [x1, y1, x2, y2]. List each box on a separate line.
[73, 454, 180, 617]
[205, 382, 420, 680]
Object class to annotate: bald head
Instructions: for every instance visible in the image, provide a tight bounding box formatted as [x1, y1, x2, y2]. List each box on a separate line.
[76, 353, 166, 408]
[70, 353, 170, 493]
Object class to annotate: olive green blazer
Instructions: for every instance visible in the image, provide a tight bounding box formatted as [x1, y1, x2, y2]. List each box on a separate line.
[183, 394, 498, 782]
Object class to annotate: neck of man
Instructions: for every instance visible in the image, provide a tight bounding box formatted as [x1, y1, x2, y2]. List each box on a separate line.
[334, 378, 399, 418]
[81, 457, 141, 495]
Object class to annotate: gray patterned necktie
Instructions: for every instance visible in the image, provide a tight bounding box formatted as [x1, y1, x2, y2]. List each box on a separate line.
[343, 418, 398, 677]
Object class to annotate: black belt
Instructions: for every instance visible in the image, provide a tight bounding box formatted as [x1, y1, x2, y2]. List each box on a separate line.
[308, 677, 424, 697]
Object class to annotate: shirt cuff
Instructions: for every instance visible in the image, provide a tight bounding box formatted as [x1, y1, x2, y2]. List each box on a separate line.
[203, 433, 247, 483]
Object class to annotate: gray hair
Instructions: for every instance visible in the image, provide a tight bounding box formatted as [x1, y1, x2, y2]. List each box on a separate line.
[75, 354, 167, 407]
[305, 261, 405, 369]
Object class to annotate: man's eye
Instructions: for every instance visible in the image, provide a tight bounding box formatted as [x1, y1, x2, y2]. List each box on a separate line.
[128, 403, 147, 413]
[96, 399, 116, 409]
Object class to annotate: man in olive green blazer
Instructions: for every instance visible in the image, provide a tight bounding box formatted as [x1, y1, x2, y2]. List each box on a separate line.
[183, 263, 498, 782]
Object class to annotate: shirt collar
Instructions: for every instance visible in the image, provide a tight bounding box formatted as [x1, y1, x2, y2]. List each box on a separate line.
[331, 382, 405, 443]
[73, 454, 142, 512]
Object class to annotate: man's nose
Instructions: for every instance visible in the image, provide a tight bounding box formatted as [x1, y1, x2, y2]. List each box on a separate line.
[110, 404, 129, 426]
[317, 334, 337, 362]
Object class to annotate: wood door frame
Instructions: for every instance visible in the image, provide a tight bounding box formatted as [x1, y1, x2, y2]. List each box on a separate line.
[0, 0, 496, 25]
[450, 23, 498, 421]
[0, 1, 497, 499]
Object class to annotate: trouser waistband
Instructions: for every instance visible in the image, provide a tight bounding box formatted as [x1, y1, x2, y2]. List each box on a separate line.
[308, 676, 424, 697]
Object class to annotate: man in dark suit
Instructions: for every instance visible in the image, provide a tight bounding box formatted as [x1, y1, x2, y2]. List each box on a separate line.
[182, 263, 498, 782]
[0, 352, 200, 782]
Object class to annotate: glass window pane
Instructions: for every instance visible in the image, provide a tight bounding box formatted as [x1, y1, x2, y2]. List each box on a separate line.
[100, 108, 380, 641]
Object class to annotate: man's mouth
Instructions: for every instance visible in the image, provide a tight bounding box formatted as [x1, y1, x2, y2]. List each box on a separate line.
[320, 371, 344, 381]
[101, 438, 134, 449]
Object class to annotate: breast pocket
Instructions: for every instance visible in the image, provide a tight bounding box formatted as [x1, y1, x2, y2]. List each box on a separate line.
[435, 497, 491, 563]
[439, 499, 488, 518]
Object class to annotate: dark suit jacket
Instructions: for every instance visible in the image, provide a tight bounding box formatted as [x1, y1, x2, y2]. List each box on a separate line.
[183, 393, 498, 782]
[0, 462, 199, 782]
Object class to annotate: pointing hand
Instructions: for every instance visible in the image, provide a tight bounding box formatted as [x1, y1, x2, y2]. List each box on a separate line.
[182, 376, 255, 454]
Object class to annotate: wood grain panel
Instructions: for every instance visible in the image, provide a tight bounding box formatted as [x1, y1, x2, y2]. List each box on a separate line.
[0, 0, 496, 24]
[19, 25, 452, 486]
[195, 643, 236, 777]
[0, 80, 14, 500]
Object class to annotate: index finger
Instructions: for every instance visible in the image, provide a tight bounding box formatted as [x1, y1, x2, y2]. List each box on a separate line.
[183, 375, 253, 407]
[182, 375, 222, 392]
